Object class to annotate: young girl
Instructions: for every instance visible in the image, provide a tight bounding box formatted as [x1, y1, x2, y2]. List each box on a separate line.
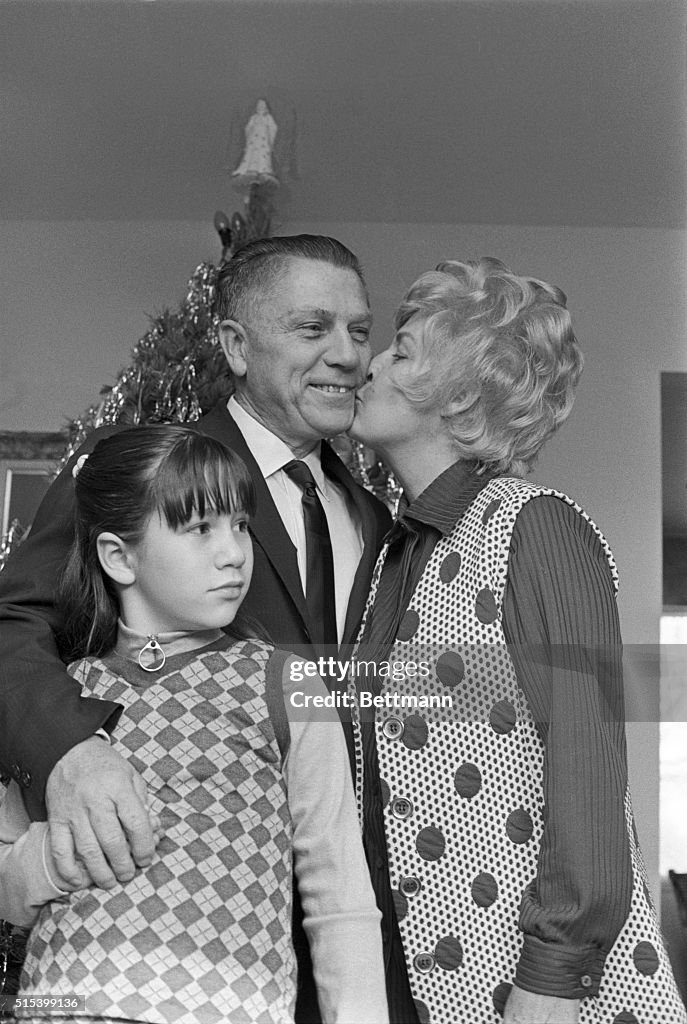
[0, 425, 388, 1024]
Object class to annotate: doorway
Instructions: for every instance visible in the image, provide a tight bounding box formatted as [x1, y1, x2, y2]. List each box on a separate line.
[661, 372, 687, 998]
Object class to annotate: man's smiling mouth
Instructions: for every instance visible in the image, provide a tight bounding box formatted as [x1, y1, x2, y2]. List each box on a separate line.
[310, 384, 354, 394]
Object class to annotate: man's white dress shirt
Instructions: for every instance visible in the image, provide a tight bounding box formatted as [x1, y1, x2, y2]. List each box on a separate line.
[228, 396, 363, 644]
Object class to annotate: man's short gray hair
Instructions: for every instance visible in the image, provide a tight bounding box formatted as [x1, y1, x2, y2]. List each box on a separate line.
[213, 234, 368, 325]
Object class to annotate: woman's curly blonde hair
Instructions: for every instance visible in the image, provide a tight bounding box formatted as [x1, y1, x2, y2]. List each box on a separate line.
[394, 256, 583, 476]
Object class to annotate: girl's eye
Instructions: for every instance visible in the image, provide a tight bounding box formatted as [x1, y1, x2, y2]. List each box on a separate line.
[188, 521, 211, 535]
[236, 519, 250, 533]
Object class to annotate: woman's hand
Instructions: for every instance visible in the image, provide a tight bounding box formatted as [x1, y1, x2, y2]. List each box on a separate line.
[503, 984, 580, 1024]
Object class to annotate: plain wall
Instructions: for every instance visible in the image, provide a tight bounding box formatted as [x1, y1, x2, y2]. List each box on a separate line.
[2, 217, 686, 888]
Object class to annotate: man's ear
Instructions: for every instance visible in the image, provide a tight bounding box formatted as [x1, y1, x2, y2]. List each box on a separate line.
[96, 532, 137, 586]
[219, 319, 249, 378]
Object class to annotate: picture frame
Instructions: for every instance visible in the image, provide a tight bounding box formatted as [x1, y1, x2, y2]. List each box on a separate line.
[0, 431, 67, 538]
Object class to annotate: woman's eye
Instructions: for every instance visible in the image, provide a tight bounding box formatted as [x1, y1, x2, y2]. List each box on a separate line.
[236, 518, 250, 533]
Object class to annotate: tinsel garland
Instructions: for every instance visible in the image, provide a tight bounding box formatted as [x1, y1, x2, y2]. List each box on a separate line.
[0, 520, 27, 573]
[0, 920, 29, 998]
[62, 263, 228, 459]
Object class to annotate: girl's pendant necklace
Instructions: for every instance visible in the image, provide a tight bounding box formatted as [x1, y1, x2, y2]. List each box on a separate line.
[138, 635, 166, 672]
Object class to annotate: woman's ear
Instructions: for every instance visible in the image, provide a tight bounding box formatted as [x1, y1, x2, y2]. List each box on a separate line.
[442, 385, 479, 419]
[219, 319, 249, 378]
[96, 532, 137, 586]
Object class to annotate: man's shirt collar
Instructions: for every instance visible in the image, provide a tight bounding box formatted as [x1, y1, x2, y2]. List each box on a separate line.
[228, 395, 329, 500]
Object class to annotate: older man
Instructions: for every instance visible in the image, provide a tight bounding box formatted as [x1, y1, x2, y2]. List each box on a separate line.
[0, 235, 393, 1021]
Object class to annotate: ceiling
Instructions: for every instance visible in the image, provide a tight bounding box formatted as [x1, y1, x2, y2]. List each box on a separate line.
[1, 0, 686, 227]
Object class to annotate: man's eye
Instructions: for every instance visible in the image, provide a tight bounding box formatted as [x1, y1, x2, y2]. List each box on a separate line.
[301, 323, 324, 334]
[351, 327, 371, 343]
[391, 353, 406, 362]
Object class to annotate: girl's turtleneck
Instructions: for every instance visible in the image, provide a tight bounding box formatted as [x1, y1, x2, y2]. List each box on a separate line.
[115, 620, 224, 670]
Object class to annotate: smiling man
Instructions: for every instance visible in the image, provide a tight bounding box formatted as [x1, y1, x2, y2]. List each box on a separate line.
[208, 236, 386, 655]
[0, 236, 392, 1023]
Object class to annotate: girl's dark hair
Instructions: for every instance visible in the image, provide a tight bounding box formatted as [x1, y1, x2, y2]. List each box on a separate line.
[58, 425, 257, 661]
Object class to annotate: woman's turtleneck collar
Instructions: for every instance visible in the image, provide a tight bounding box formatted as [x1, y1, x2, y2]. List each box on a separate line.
[398, 460, 496, 537]
[115, 620, 224, 671]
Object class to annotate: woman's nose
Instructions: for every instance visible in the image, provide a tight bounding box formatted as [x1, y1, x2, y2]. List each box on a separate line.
[366, 354, 382, 381]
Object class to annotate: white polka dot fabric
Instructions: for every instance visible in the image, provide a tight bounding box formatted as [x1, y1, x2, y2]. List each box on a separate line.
[353, 477, 686, 1023]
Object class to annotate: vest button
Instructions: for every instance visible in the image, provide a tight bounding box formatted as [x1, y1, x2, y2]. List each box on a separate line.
[399, 875, 422, 897]
[580, 974, 593, 988]
[383, 716, 404, 740]
[391, 797, 413, 820]
[413, 952, 435, 973]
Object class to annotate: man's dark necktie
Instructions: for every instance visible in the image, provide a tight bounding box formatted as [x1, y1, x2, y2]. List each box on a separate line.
[283, 459, 338, 651]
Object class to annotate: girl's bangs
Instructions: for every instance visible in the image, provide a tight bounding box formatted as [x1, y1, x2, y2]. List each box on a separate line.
[152, 438, 256, 528]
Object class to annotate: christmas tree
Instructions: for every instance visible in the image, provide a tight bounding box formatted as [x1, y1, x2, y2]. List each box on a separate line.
[63, 260, 228, 455]
[62, 197, 260, 457]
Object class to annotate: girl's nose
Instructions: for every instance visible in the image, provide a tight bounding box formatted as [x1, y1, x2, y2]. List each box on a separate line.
[215, 524, 247, 567]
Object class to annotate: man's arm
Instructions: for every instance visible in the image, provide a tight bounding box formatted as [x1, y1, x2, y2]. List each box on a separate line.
[0, 444, 121, 813]
[0, 431, 155, 885]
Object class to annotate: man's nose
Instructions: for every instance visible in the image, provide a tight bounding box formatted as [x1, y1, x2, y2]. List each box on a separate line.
[325, 326, 365, 368]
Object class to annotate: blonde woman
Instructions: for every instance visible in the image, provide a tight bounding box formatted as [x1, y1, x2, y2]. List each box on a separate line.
[349, 257, 686, 1024]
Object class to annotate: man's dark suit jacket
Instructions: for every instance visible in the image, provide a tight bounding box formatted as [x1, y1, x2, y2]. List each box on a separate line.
[0, 402, 391, 1023]
[0, 402, 390, 809]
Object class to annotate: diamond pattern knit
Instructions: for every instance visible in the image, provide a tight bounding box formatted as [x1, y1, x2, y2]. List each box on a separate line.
[18, 638, 295, 1024]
